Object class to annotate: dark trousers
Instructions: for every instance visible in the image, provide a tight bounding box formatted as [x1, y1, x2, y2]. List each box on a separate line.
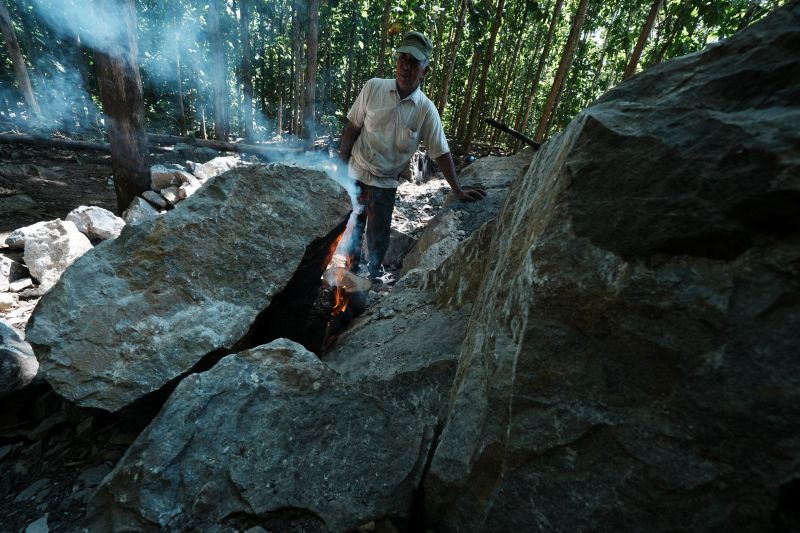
[347, 182, 396, 277]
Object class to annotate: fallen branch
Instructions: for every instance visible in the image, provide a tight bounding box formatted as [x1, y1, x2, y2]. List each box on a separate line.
[483, 118, 540, 150]
[0, 132, 302, 158]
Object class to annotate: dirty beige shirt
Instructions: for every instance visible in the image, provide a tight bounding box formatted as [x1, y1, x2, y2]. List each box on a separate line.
[347, 78, 449, 189]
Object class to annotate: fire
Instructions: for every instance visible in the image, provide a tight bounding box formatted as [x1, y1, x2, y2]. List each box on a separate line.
[323, 228, 370, 321]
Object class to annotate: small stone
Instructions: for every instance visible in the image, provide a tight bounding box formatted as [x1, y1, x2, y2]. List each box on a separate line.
[150, 164, 179, 190]
[8, 278, 33, 292]
[78, 463, 112, 487]
[161, 186, 180, 205]
[142, 190, 168, 209]
[178, 181, 199, 200]
[23, 220, 93, 290]
[14, 478, 51, 503]
[66, 206, 125, 241]
[0, 292, 15, 311]
[1, 256, 26, 291]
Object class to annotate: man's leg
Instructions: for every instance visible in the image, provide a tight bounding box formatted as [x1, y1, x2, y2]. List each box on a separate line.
[365, 186, 396, 277]
[346, 182, 368, 271]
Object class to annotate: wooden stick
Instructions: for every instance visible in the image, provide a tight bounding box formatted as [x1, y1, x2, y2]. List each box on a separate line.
[483, 118, 541, 150]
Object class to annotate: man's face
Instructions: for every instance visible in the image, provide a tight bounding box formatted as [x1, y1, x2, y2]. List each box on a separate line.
[395, 52, 428, 95]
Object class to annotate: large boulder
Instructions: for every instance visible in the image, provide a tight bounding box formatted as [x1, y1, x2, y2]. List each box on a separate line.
[26, 163, 350, 412]
[0, 319, 37, 396]
[425, 4, 800, 532]
[86, 339, 436, 532]
[23, 219, 93, 290]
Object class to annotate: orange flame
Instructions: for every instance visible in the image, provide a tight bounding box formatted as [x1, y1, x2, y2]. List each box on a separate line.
[325, 230, 351, 317]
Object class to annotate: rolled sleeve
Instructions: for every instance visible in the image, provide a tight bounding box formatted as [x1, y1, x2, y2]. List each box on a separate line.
[422, 106, 450, 159]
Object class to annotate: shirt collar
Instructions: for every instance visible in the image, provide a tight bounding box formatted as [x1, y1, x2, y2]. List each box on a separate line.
[389, 80, 421, 105]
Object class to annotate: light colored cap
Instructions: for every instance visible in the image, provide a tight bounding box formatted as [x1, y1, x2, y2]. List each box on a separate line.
[395, 31, 433, 62]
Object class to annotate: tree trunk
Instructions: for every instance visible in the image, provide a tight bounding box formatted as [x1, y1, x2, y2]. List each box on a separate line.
[455, 48, 482, 140]
[292, 1, 304, 135]
[239, 0, 254, 141]
[516, 0, 563, 141]
[534, 0, 589, 143]
[376, 0, 392, 78]
[623, 0, 664, 81]
[654, 0, 691, 64]
[92, 0, 149, 214]
[462, 0, 506, 154]
[437, 0, 468, 114]
[208, 0, 227, 140]
[0, 2, 40, 119]
[174, 12, 187, 137]
[345, 3, 358, 107]
[303, 0, 320, 143]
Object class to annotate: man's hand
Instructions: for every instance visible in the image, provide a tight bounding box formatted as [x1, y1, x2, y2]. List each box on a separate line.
[455, 185, 487, 202]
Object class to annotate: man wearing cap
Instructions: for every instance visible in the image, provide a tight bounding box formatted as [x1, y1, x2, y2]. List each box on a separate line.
[339, 31, 486, 280]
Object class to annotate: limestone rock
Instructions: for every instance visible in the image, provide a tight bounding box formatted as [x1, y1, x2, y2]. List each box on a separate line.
[66, 205, 125, 241]
[187, 156, 239, 182]
[1, 255, 26, 291]
[425, 5, 800, 531]
[4, 221, 47, 250]
[1, 319, 38, 396]
[122, 197, 161, 225]
[26, 163, 350, 412]
[87, 339, 435, 532]
[23, 220, 92, 290]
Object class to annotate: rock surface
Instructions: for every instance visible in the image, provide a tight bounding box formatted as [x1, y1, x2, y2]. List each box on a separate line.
[26, 163, 350, 412]
[1, 255, 26, 292]
[1, 319, 38, 396]
[65, 205, 125, 241]
[23, 220, 92, 290]
[87, 339, 436, 532]
[425, 5, 800, 532]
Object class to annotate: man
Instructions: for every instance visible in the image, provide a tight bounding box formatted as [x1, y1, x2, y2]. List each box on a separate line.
[339, 31, 486, 280]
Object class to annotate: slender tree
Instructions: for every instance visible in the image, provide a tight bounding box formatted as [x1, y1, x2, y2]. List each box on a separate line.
[623, 0, 665, 80]
[240, 0, 254, 141]
[208, 0, 227, 139]
[534, 0, 589, 142]
[376, 0, 392, 78]
[462, 0, 506, 153]
[303, 0, 319, 142]
[436, 0, 468, 115]
[0, 2, 41, 119]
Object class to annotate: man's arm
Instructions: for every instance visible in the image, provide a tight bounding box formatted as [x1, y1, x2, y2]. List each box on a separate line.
[435, 152, 486, 202]
[339, 121, 362, 163]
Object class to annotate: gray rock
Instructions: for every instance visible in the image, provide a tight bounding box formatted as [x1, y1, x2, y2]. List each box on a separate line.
[27, 163, 350, 412]
[0, 318, 38, 394]
[122, 197, 161, 225]
[14, 478, 50, 503]
[86, 339, 436, 532]
[66, 205, 125, 241]
[4, 221, 47, 250]
[0, 194, 36, 215]
[382, 228, 417, 269]
[24, 514, 48, 533]
[149, 164, 179, 190]
[23, 219, 92, 290]
[141, 190, 168, 209]
[425, 5, 800, 532]
[177, 180, 199, 200]
[1, 255, 26, 291]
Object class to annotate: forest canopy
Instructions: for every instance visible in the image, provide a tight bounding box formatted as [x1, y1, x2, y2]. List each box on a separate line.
[0, 0, 787, 151]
